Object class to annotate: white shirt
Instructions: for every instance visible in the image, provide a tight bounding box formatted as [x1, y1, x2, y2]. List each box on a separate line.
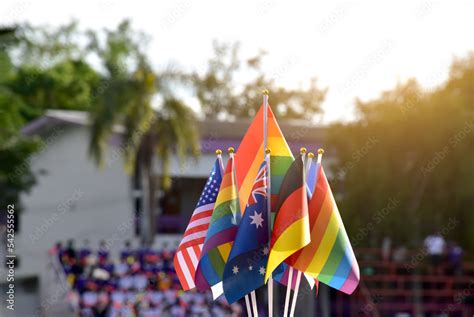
[424, 235, 446, 255]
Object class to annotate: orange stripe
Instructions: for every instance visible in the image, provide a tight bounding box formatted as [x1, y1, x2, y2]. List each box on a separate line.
[309, 167, 329, 228]
[238, 143, 264, 212]
[235, 106, 264, 191]
[220, 161, 234, 188]
[293, 190, 334, 271]
[267, 107, 283, 137]
[220, 177, 232, 189]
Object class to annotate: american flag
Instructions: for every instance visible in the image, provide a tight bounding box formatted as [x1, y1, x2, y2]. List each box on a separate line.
[174, 158, 223, 290]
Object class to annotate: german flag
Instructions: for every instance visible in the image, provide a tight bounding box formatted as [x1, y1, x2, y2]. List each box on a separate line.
[265, 156, 311, 281]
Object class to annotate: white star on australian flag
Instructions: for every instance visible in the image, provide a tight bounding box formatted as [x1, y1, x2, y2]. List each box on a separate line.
[249, 211, 264, 228]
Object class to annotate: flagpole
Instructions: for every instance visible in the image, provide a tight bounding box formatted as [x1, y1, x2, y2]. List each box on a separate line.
[215, 149, 226, 300]
[289, 151, 315, 317]
[282, 148, 307, 317]
[283, 266, 293, 317]
[289, 270, 302, 317]
[262, 90, 274, 317]
[263, 90, 269, 151]
[245, 295, 253, 317]
[251, 290, 259, 316]
[216, 149, 225, 174]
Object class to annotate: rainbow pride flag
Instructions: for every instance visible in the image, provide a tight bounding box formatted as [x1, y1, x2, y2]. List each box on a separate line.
[234, 105, 294, 213]
[290, 164, 359, 294]
[194, 154, 241, 292]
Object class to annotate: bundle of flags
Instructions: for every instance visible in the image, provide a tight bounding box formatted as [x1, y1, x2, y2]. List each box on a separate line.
[174, 103, 360, 308]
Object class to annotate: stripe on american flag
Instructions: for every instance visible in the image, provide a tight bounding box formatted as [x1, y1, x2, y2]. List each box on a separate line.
[174, 159, 222, 291]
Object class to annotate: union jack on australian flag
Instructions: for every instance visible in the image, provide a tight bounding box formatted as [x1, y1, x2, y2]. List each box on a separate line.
[222, 159, 272, 304]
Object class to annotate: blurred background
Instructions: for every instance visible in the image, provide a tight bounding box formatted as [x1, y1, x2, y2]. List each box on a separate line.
[0, 1, 473, 316]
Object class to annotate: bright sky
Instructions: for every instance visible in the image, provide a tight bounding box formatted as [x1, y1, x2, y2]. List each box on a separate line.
[2, 1, 473, 122]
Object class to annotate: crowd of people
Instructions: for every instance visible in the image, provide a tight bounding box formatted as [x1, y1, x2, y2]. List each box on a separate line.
[378, 233, 464, 274]
[50, 240, 242, 317]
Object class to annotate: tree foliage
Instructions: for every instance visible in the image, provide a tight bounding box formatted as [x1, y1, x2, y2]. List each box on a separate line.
[0, 28, 40, 213]
[328, 54, 474, 252]
[85, 21, 199, 243]
[6, 22, 99, 121]
[192, 41, 327, 120]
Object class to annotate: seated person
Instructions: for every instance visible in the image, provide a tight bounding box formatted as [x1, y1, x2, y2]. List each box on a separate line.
[79, 239, 92, 265]
[97, 240, 109, 262]
[121, 240, 136, 264]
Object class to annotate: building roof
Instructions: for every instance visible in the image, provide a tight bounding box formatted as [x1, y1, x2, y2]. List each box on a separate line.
[21, 110, 124, 136]
[198, 118, 325, 142]
[22, 110, 326, 153]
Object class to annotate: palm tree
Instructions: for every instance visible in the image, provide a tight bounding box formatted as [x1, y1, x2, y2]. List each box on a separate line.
[88, 21, 199, 245]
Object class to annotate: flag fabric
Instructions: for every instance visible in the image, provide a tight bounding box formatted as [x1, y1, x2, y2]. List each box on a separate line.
[195, 155, 242, 292]
[306, 159, 318, 195]
[273, 157, 319, 292]
[222, 160, 271, 303]
[234, 105, 294, 214]
[173, 158, 223, 290]
[290, 164, 360, 294]
[265, 156, 310, 281]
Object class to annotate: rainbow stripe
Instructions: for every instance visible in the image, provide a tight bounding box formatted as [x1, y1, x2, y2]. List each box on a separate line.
[291, 165, 359, 294]
[234, 105, 294, 214]
[194, 156, 241, 291]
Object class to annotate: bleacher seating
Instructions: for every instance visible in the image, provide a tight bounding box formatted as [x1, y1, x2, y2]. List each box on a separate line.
[49, 241, 474, 316]
[49, 241, 242, 317]
[331, 248, 474, 316]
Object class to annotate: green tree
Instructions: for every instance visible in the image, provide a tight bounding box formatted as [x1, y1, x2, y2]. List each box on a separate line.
[328, 54, 474, 252]
[1, 23, 101, 219]
[87, 21, 199, 244]
[192, 41, 327, 120]
[0, 27, 40, 217]
[8, 22, 99, 121]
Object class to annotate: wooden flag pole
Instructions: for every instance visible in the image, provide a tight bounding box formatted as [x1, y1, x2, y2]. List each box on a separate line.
[245, 295, 253, 317]
[289, 151, 316, 317]
[263, 90, 274, 317]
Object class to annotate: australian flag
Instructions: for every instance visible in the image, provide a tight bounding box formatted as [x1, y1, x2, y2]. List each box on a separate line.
[222, 160, 271, 304]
